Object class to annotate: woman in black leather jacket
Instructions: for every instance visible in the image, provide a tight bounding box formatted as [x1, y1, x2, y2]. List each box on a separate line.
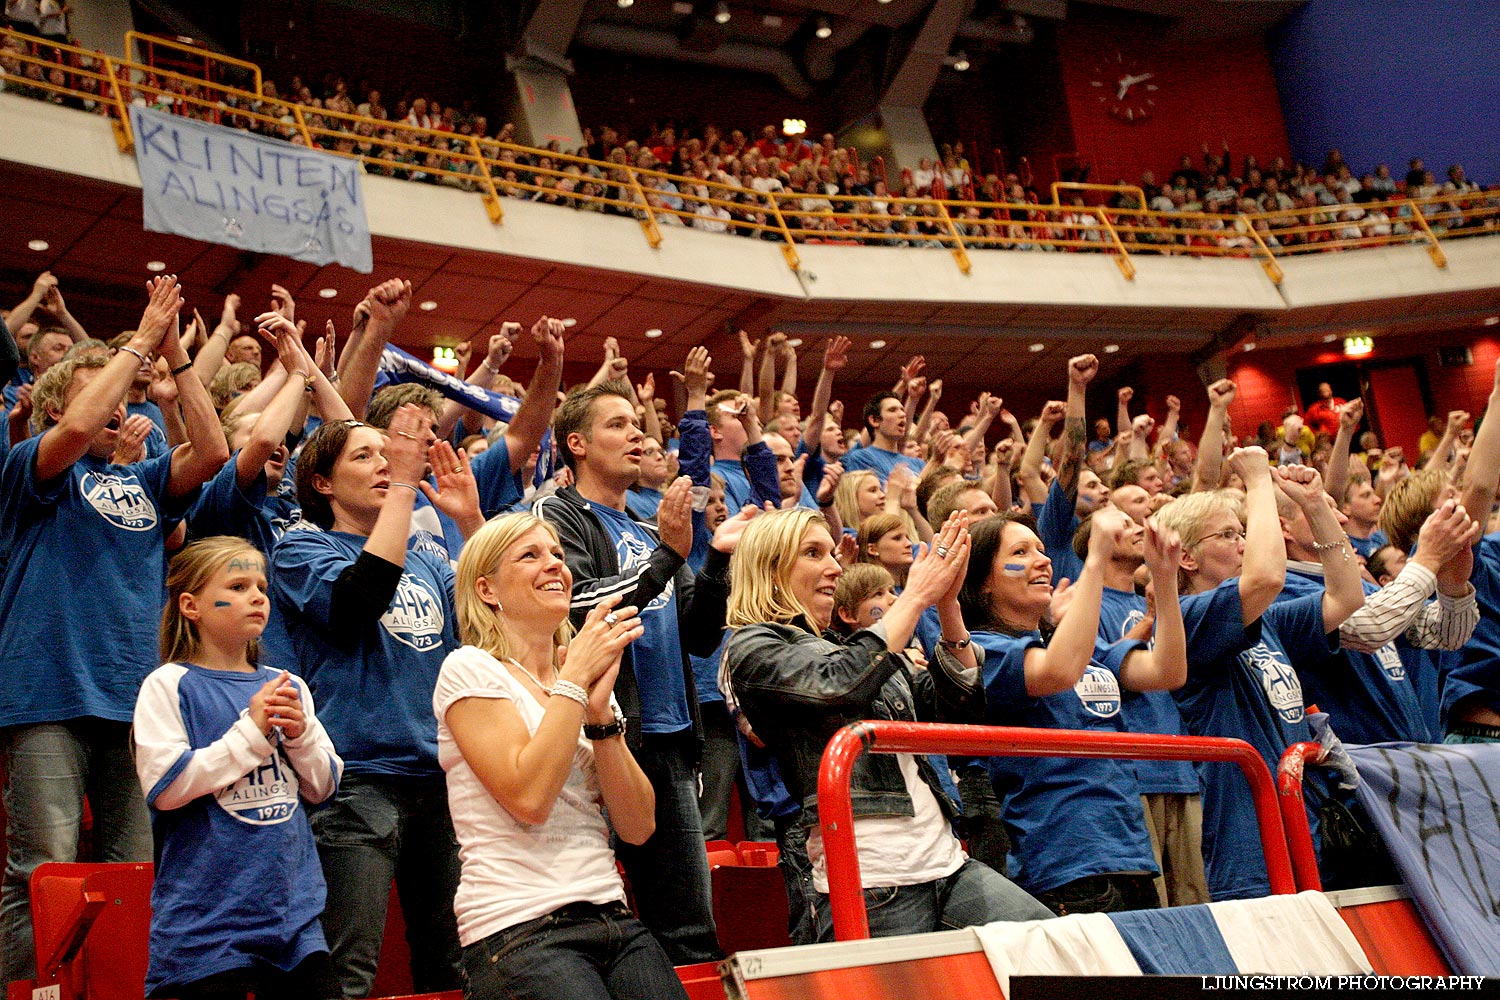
[723, 508, 1051, 941]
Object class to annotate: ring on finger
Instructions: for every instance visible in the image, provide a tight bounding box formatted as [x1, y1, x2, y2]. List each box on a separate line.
[603, 612, 619, 626]
[395, 430, 419, 440]
[936, 545, 950, 558]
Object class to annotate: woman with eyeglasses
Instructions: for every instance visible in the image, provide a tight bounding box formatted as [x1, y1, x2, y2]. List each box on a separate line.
[957, 508, 1188, 915]
[261, 405, 483, 996]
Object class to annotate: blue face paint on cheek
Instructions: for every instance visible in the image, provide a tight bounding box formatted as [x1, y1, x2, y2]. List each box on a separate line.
[213, 601, 232, 608]
[869, 605, 884, 620]
[1002, 563, 1027, 576]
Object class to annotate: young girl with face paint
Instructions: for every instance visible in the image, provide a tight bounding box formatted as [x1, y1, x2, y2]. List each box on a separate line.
[133, 537, 343, 999]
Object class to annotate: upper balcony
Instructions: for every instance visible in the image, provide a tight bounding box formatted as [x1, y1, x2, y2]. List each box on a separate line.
[2, 28, 1499, 393]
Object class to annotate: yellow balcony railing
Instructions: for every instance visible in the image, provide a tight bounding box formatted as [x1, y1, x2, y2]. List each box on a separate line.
[3, 25, 1497, 280]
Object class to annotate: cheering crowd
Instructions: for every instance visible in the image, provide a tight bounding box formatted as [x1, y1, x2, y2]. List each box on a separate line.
[1, 268, 1497, 1000]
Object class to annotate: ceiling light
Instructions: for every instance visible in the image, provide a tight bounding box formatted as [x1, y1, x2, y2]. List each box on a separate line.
[1344, 335, 1373, 357]
[1102, 344, 1119, 354]
[1485, 316, 1500, 326]
[714, 2, 731, 23]
[869, 339, 887, 349]
[617, 0, 633, 7]
[782, 118, 807, 137]
[877, 0, 893, 4]
[645, 328, 663, 338]
[419, 300, 438, 311]
[1028, 342, 1045, 353]
[1242, 342, 1256, 352]
[27, 239, 48, 251]
[813, 16, 832, 38]
[787, 337, 803, 347]
[1323, 333, 1338, 343]
[953, 50, 970, 72]
[318, 288, 338, 299]
[561, 318, 577, 328]
[146, 261, 167, 272]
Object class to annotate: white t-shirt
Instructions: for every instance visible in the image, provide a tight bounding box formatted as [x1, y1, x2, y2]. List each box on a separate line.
[434, 645, 625, 947]
[807, 752, 965, 893]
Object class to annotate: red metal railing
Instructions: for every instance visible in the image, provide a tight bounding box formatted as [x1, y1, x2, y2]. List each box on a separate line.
[1277, 741, 1327, 892]
[818, 721, 1297, 940]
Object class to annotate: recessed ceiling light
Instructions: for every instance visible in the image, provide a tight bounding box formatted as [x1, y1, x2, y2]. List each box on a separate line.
[146, 261, 167, 272]
[1102, 344, 1119, 354]
[318, 288, 338, 299]
[1028, 342, 1046, 353]
[561, 317, 577, 328]
[869, 339, 887, 349]
[952, 51, 970, 72]
[645, 328, 663, 338]
[1242, 342, 1257, 352]
[814, 16, 832, 38]
[1485, 316, 1500, 327]
[713, 2, 731, 24]
[616, 0, 633, 7]
[27, 239, 48, 251]
[419, 300, 438, 311]
[1323, 333, 1338, 342]
[787, 337, 803, 347]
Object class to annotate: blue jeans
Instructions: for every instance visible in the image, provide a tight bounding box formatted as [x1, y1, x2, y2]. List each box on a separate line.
[310, 774, 462, 997]
[812, 857, 1053, 941]
[614, 733, 720, 964]
[461, 901, 687, 1000]
[1, 719, 152, 983]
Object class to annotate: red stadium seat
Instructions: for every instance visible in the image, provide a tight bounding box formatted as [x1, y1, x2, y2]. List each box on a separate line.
[736, 841, 778, 866]
[27, 862, 153, 1000]
[712, 864, 790, 954]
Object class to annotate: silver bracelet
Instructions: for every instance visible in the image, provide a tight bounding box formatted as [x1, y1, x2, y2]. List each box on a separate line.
[387, 482, 420, 497]
[118, 345, 150, 367]
[1311, 537, 1350, 561]
[551, 679, 590, 707]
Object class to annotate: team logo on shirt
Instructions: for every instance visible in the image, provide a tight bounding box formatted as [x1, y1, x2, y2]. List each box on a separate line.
[1239, 642, 1304, 724]
[1374, 644, 1406, 681]
[615, 532, 674, 611]
[382, 573, 445, 651]
[1118, 609, 1145, 640]
[1074, 665, 1121, 718]
[216, 749, 300, 826]
[80, 470, 157, 531]
[408, 528, 451, 562]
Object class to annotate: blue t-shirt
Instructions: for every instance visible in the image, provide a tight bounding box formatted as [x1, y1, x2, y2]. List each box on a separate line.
[1174, 581, 1337, 900]
[1441, 533, 1500, 725]
[1346, 529, 1389, 560]
[1282, 569, 1436, 744]
[591, 503, 690, 733]
[185, 451, 305, 557]
[841, 444, 923, 484]
[713, 457, 753, 510]
[625, 486, 663, 522]
[0, 438, 182, 727]
[470, 437, 522, 518]
[262, 529, 457, 776]
[1098, 586, 1198, 795]
[976, 629, 1159, 893]
[138, 664, 333, 991]
[1036, 479, 1083, 586]
[690, 630, 727, 707]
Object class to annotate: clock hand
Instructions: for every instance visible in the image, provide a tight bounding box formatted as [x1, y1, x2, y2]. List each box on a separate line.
[1117, 78, 1130, 100]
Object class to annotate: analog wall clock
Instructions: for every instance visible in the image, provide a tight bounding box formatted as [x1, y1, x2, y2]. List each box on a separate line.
[1089, 50, 1159, 122]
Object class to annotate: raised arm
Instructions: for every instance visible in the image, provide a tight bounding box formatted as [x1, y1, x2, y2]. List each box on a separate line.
[1023, 508, 1119, 696]
[1194, 378, 1235, 492]
[1059, 353, 1096, 502]
[1460, 355, 1500, 524]
[235, 314, 313, 489]
[35, 276, 178, 483]
[41, 282, 88, 343]
[192, 293, 241, 384]
[1116, 385, 1133, 435]
[1424, 409, 1468, 478]
[737, 329, 759, 397]
[1019, 400, 1065, 506]
[757, 331, 784, 423]
[1324, 397, 1363, 503]
[7, 271, 58, 338]
[163, 303, 233, 498]
[502, 317, 566, 472]
[800, 335, 848, 459]
[338, 279, 412, 420]
[1119, 517, 1187, 692]
[1274, 464, 1364, 630]
[1153, 395, 1181, 458]
[778, 337, 797, 399]
[1233, 447, 1285, 626]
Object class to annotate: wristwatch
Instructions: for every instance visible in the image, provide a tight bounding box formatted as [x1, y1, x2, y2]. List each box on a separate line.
[584, 706, 627, 741]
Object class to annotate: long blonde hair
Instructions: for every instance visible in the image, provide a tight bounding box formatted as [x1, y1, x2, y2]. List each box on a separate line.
[834, 469, 879, 532]
[727, 507, 830, 628]
[454, 512, 573, 664]
[161, 536, 264, 665]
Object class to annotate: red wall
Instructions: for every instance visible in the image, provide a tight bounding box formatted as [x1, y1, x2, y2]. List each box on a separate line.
[1226, 328, 1500, 452]
[1054, 12, 1292, 190]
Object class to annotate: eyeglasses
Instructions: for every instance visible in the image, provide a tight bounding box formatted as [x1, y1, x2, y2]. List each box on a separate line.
[1194, 528, 1245, 546]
